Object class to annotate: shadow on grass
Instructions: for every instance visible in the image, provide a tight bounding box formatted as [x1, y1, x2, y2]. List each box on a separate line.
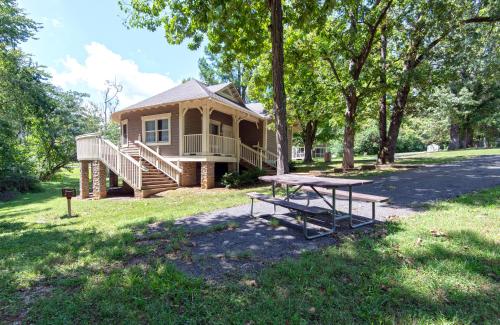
[0, 203, 497, 323]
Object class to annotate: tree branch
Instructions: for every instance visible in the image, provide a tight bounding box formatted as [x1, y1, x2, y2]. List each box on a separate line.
[355, 0, 393, 77]
[323, 56, 347, 98]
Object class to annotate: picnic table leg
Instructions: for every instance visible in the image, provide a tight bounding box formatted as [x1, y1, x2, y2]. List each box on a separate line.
[249, 197, 254, 217]
[272, 181, 276, 214]
[350, 186, 376, 229]
[331, 188, 336, 231]
[285, 184, 290, 201]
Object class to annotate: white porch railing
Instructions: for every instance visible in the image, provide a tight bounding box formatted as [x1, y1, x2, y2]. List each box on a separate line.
[135, 140, 183, 183]
[240, 143, 262, 168]
[262, 149, 278, 168]
[183, 134, 203, 154]
[76, 134, 146, 189]
[76, 133, 101, 160]
[209, 134, 238, 156]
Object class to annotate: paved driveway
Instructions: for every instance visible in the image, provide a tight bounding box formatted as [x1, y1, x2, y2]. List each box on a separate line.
[166, 155, 500, 280]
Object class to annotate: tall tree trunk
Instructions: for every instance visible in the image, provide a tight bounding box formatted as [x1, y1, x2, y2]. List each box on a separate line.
[268, 0, 288, 174]
[448, 123, 460, 150]
[342, 85, 357, 169]
[386, 82, 410, 163]
[377, 23, 388, 164]
[302, 120, 317, 163]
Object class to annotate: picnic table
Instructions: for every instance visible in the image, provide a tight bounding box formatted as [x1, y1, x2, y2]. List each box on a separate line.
[248, 174, 387, 239]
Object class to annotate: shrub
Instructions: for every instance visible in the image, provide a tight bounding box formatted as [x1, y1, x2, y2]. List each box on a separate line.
[355, 126, 379, 155]
[221, 168, 265, 188]
[396, 129, 426, 153]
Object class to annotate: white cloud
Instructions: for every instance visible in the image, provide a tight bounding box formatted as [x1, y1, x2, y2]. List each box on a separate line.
[51, 18, 63, 28]
[40, 16, 63, 28]
[49, 42, 179, 108]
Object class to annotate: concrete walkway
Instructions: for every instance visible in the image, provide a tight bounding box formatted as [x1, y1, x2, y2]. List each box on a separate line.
[164, 155, 500, 280]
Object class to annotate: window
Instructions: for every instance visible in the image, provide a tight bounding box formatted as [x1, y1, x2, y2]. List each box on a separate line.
[210, 120, 221, 135]
[121, 119, 128, 146]
[142, 113, 171, 145]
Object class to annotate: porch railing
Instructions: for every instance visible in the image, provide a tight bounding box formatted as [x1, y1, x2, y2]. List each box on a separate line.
[183, 134, 239, 156]
[135, 140, 183, 183]
[240, 143, 262, 168]
[76, 134, 146, 190]
[209, 134, 238, 156]
[183, 134, 203, 154]
[254, 145, 278, 168]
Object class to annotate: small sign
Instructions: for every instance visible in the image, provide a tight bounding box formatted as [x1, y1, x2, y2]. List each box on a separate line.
[61, 188, 76, 198]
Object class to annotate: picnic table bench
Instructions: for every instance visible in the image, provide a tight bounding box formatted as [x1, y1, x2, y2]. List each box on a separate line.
[248, 174, 389, 240]
[247, 192, 333, 239]
[299, 186, 389, 222]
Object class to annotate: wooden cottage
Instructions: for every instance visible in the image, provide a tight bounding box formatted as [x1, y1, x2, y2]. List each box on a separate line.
[76, 79, 290, 198]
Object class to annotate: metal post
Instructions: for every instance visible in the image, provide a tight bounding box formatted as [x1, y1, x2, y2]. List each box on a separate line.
[67, 197, 72, 217]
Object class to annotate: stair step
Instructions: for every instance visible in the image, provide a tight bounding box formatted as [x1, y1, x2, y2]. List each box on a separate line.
[143, 184, 178, 190]
[142, 179, 176, 184]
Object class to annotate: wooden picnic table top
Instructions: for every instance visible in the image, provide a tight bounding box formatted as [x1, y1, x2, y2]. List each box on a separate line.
[259, 174, 373, 188]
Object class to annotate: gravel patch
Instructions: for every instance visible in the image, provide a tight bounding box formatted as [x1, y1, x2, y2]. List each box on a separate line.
[151, 155, 500, 281]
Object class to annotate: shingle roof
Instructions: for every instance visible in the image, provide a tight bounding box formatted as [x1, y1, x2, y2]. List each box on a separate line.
[123, 79, 210, 111]
[246, 102, 269, 117]
[207, 82, 232, 93]
[113, 79, 267, 121]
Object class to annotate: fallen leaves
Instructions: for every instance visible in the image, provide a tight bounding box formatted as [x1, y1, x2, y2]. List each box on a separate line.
[430, 229, 447, 237]
[241, 279, 258, 287]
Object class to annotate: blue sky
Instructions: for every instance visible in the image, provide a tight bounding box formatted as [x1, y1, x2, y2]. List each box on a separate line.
[18, 0, 204, 108]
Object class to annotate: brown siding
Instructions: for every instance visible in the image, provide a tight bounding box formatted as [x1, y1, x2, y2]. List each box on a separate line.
[184, 108, 202, 135]
[120, 104, 180, 157]
[266, 125, 293, 160]
[210, 110, 232, 127]
[240, 120, 263, 147]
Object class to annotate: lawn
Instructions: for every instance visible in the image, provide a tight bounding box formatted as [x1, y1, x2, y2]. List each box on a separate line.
[1, 167, 499, 323]
[293, 147, 500, 173]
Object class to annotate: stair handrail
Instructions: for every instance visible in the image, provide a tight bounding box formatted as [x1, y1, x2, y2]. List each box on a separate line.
[250, 144, 277, 168]
[102, 139, 147, 171]
[135, 140, 183, 183]
[253, 145, 278, 159]
[134, 140, 183, 173]
[240, 142, 263, 169]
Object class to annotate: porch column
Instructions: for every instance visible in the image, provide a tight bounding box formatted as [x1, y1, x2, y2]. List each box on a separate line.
[263, 120, 268, 151]
[233, 115, 240, 173]
[91, 160, 107, 199]
[79, 161, 90, 199]
[179, 161, 197, 186]
[201, 105, 210, 154]
[201, 161, 215, 189]
[179, 105, 184, 156]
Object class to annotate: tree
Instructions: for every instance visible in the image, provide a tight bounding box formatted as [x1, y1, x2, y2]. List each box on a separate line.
[377, 0, 499, 162]
[198, 48, 250, 102]
[119, 0, 289, 173]
[0, 0, 97, 190]
[319, 0, 392, 168]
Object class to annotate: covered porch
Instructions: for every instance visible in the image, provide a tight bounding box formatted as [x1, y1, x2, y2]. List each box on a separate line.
[179, 99, 268, 163]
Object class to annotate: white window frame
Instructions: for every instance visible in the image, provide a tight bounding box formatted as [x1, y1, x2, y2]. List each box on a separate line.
[209, 119, 222, 135]
[141, 113, 172, 145]
[120, 119, 128, 147]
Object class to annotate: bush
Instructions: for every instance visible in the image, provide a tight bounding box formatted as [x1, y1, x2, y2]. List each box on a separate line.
[355, 126, 379, 155]
[221, 168, 265, 188]
[396, 129, 426, 153]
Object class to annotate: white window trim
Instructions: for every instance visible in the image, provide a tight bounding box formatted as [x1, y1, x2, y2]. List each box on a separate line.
[209, 119, 222, 135]
[120, 119, 128, 147]
[141, 113, 172, 145]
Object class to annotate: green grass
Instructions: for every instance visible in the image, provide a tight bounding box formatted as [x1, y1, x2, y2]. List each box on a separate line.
[1, 167, 499, 323]
[293, 148, 500, 173]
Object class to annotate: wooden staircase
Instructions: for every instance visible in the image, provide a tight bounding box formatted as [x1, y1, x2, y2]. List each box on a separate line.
[131, 156, 178, 197]
[240, 159, 275, 175]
